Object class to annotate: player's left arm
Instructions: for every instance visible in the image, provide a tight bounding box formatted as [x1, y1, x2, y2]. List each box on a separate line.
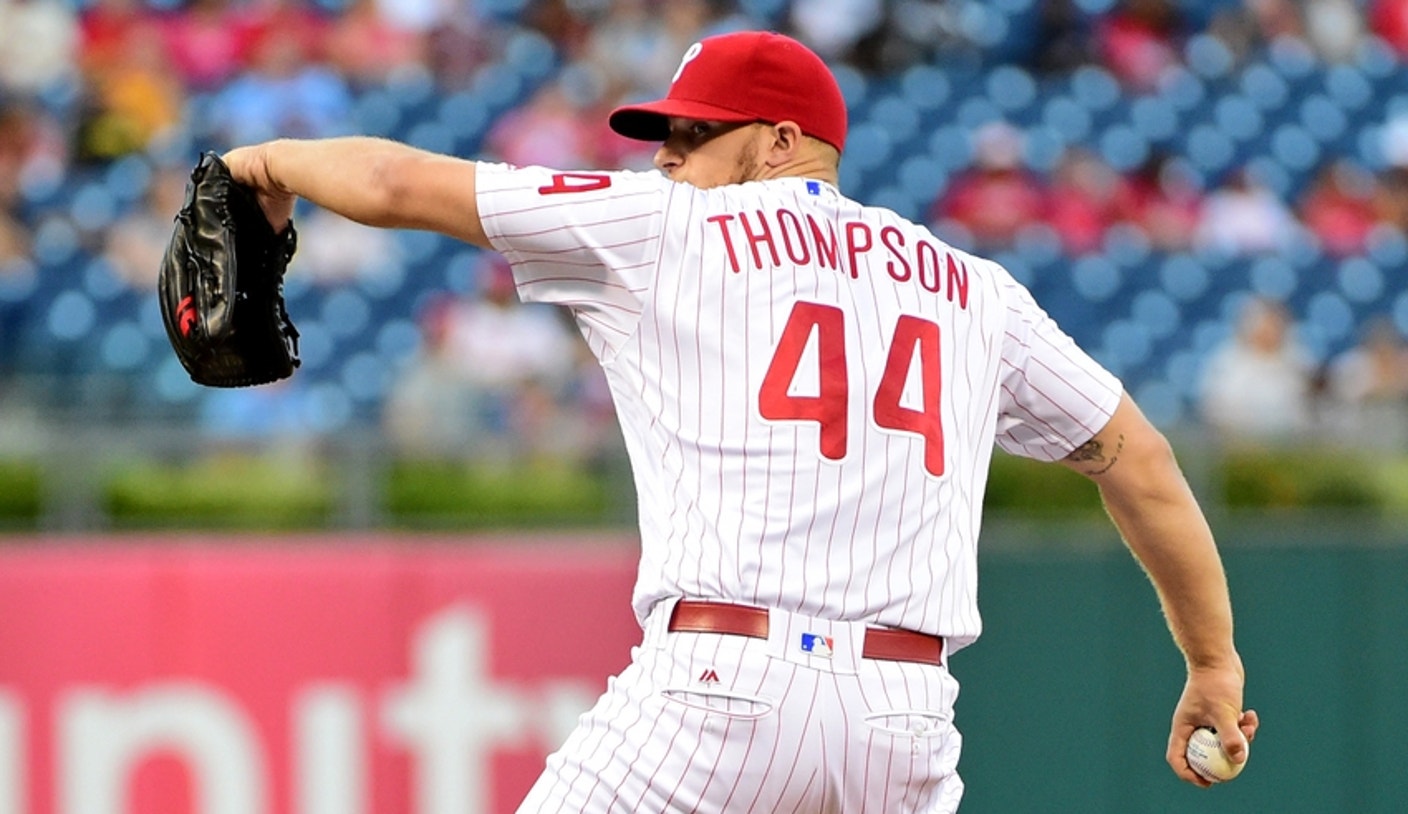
[1058, 392, 1259, 786]
[222, 137, 492, 248]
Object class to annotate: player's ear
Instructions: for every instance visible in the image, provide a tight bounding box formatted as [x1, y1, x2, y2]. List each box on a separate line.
[765, 121, 804, 166]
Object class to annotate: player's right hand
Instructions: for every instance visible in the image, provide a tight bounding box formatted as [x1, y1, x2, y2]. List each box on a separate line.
[1166, 663, 1258, 787]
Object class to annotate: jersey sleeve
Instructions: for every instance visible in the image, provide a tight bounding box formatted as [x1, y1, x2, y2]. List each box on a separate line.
[474, 163, 675, 358]
[993, 273, 1124, 462]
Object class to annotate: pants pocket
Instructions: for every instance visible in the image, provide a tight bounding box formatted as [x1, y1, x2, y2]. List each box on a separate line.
[862, 709, 952, 738]
[658, 686, 775, 720]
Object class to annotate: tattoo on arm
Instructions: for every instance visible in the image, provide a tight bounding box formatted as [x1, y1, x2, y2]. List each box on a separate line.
[1069, 433, 1124, 476]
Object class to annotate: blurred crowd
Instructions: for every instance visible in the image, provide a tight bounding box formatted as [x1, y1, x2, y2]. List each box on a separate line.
[2, 0, 1408, 462]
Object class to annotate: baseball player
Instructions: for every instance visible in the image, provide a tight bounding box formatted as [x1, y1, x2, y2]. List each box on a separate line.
[223, 30, 1258, 812]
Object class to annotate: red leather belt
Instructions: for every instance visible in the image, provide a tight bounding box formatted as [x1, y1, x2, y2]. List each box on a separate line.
[669, 600, 944, 667]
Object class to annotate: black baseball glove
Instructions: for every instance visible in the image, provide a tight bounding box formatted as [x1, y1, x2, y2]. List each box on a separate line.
[158, 151, 300, 388]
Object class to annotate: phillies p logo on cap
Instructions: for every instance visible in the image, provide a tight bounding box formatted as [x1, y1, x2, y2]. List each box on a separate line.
[673, 42, 703, 84]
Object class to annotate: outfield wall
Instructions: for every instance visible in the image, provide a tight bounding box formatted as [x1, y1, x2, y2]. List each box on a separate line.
[0, 528, 1403, 813]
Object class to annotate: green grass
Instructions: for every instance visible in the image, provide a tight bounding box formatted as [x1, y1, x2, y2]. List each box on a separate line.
[0, 460, 42, 523]
[103, 454, 336, 529]
[1218, 446, 1385, 510]
[384, 459, 622, 528]
[983, 453, 1108, 519]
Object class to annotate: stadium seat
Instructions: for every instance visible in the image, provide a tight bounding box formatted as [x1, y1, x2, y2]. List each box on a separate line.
[99, 321, 153, 371]
[1129, 95, 1180, 143]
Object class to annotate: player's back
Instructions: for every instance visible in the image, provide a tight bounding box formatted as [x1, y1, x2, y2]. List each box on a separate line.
[476, 163, 1115, 643]
[613, 176, 1016, 639]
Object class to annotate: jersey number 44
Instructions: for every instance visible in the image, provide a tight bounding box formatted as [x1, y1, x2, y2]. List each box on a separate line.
[760, 301, 945, 477]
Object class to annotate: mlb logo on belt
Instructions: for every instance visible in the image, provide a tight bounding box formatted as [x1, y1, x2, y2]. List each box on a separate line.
[800, 633, 834, 657]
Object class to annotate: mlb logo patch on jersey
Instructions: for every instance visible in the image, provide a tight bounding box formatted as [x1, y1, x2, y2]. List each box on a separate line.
[806, 180, 822, 196]
[800, 633, 834, 657]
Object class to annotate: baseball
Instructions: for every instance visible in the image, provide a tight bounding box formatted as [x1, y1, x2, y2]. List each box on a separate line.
[1185, 727, 1245, 783]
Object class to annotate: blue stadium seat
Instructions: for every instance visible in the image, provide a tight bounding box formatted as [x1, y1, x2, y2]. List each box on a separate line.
[955, 96, 1004, 131]
[899, 63, 953, 117]
[1367, 226, 1408, 269]
[1192, 316, 1234, 355]
[1097, 124, 1150, 172]
[81, 257, 128, 303]
[354, 89, 402, 137]
[991, 250, 1033, 287]
[386, 72, 439, 123]
[1394, 291, 1408, 336]
[1359, 37, 1405, 93]
[1247, 255, 1299, 301]
[103, 155, 154, 208]
[1133, 379, 1185, 426]
[845, 123, 894, 174]
[866, 94, 922, 147]
[1070, 254, 1122, 304]
[1305, 290, 1355, 347]
[1130, 289, 1182, 341]
[1239, 60, 1292, 120]
[504, 30, 557, 82]
[1185, 33, 1236, 82]
[1129, 95, 1180, 144]
[1068, 65, 1121, 115]
[1101, 318, 1154, 370]
[293, 320, 334, 378]
[1336, 256, 1385, 306]
[1040, 93, 1093, 143]
[869, 186, 924, 223]
[438, 90, 492, 143]
[1213, 94, 1263, 143]
[1324, 63, 1375, 112]
[896, 154, 948, 207]
[1244, 150, 1294, 196]
[1157, 66, 1208, 115]
[985, 65, 1039, 120]
[1265, 37, 1320, 92]
[340, 352, 390, 404]
[99, 321, 152, 371]
[44, 290, 97, 344]
[1299, 94, 1350, 145]
[1181, 123, 1236, 176]
[1269, 124, 1321, 174]
[473, 63, 527, 114]
[152, 355, 204, 406]
[320, 288, 372, 340]
[832, 64, 869, 111]
[1157, 259, 1215, 331]
[375, 319, 422, 362]
[403, 121, 455, 155]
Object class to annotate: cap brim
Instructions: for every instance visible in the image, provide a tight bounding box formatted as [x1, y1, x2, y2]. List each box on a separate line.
[609, 98, 760, 142]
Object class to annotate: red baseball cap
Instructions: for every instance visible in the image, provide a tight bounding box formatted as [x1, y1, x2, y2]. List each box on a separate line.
[609, 31, 848, 153]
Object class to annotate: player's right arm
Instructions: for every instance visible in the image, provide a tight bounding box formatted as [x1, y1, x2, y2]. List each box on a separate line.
[222, 137, 492, 249]
[1059, 393, 1259, 786]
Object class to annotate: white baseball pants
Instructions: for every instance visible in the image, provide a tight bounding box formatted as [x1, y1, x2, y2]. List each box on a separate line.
[517, 598, 964, 812]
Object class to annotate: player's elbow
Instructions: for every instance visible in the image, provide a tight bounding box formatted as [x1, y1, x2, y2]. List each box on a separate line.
[365, 152, 411, 227]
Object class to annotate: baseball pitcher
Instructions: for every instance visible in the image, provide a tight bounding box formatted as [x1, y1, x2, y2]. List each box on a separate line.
[218, 30, 1257, 812]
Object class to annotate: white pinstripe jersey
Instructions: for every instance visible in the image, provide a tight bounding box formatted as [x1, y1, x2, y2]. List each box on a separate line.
[477, 164, 1122, 651]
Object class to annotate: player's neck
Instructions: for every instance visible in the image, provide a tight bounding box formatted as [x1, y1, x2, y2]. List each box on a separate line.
[755, 156, 839, 186]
